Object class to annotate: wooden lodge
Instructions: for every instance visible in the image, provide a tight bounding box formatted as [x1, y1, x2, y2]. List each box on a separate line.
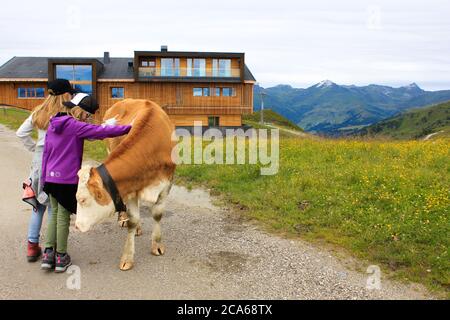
[0, 46, 256, 127]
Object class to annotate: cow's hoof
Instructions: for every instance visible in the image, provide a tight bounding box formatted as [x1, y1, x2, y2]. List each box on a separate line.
[119, 260, 134, 271]
[135, 225, 142, 237]
[151, 243, 165, 256]
[118, 220, 128, 228]
[118, 212, 129, 228]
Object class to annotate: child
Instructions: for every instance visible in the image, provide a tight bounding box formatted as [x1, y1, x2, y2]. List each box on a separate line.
[16, 79, 76, 262]
[40, 93, 132, 272]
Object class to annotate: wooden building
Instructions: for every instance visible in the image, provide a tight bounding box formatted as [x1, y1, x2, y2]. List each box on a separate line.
[0, 46, 256, 127]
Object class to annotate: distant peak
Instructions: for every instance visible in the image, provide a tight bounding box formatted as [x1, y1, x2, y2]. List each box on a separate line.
[274, 84, 293, 89]
[314, 80, 336, 88]
[404, 82, 422, 90]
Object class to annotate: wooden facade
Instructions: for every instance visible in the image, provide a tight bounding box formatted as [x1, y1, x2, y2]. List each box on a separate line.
[0, 81, 49, 110]
[0, 48, 256, 127]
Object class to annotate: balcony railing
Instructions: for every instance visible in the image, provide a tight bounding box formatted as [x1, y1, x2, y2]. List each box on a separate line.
[138, 67, 241, 78]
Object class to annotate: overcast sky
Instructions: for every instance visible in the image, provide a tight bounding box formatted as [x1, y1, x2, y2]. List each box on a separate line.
[1, 0, 449, 90]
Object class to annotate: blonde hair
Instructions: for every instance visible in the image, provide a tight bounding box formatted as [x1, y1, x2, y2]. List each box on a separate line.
[32, 94, 70, 130]
[68, 106, 88, 120]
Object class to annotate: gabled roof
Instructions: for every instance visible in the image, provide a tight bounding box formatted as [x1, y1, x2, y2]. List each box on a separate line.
[0, 57, 48, 79]
[0, 56, 256, 81]
[0, 57, 134, 80]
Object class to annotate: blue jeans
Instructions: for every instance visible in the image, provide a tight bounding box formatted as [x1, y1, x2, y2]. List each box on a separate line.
[27, 203, 52, 244]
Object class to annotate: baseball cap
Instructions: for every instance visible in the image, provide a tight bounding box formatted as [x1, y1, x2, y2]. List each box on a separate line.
[48, 79, 77, 96]
[63, 93, 99, 114]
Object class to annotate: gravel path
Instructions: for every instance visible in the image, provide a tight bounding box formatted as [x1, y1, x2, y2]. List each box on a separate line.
[0, 124, 434, 299]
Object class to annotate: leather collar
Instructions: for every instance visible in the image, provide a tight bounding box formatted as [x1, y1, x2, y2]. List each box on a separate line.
[96, 164, 127, 213]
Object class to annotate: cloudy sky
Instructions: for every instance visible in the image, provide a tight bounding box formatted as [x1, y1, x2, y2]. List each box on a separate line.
[1, 0, 449, 90]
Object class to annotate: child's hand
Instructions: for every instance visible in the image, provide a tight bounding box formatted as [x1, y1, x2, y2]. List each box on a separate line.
[102, 115, 118, 127]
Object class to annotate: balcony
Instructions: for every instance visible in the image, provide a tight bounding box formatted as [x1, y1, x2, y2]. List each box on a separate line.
[138, 67, 241, 80]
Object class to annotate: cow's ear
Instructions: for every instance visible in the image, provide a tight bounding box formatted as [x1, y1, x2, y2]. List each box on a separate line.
[86, 170, 111, 205]
[95, 189, 104, 201]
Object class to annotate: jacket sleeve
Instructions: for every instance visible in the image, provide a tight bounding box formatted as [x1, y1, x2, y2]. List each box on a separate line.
[75, 121, 132, 140]
[16, 115, 36, 152]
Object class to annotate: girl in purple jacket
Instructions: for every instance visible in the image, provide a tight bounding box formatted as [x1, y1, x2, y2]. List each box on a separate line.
[40, 93, 131, 272]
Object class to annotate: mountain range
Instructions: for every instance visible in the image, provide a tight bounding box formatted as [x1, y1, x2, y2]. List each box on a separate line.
[253, 81, 450, 135]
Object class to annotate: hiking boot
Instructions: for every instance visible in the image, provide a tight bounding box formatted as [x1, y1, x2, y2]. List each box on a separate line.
[41, 248, 55, 270]
[27, 241, 42, 262]
[55, 252, 72, 273]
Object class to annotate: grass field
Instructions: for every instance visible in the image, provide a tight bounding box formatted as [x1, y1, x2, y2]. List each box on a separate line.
[1, 107, 449, 295]
[175, 137, 449, 294]
[243, 109, 304, 132]
[360, 100, 450, 140]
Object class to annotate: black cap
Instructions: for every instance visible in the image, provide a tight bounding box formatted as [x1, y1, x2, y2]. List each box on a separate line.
[63, 93, 99, 114]
[48, 79, 76, 96]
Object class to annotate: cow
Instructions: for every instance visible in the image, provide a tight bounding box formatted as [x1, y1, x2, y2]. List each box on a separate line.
[75, 99, 176, 271]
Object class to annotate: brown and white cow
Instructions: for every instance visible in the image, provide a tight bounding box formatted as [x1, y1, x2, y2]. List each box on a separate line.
[75, 99, 176, 271]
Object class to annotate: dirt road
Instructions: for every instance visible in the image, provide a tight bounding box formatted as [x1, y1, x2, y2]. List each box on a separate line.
[0, 124, 433, 299]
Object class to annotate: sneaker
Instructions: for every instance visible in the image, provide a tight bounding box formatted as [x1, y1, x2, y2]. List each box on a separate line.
[41, 248, 55, 270]
[27, 241, 42, 262]
[55, 252, 72, 273]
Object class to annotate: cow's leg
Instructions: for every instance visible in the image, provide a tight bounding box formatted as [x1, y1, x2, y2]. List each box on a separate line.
[150, 185, 171, 256]
[120, 197, 140, 271]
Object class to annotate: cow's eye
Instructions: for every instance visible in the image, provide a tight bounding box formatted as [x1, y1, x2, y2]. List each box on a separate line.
[79, 197, 87, 205]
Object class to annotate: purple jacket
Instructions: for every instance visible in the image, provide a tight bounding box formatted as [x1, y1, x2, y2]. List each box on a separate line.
[42, 114, 131, 185]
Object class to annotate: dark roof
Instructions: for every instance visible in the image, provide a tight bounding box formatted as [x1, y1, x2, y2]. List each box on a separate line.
[0, 56, 255, 81]
[98, 58, 134, 79]
[0, 57, 48, 79]
[244, 65, 256, 82]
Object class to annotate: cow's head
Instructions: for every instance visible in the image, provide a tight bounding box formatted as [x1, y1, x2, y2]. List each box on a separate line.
[75, 165, 115, 232]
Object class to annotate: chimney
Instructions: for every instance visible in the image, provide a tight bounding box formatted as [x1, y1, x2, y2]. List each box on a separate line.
[161, 45, 168, 52]
[103, 51, 110, 64]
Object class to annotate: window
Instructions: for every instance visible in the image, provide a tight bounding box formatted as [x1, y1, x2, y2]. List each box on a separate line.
[36, 88, 45, 97]
[18, 87, 45, 98]
[214, 88, 221, 96]
[161, 58, 180, 76]
[219, 59, 231, 77]
[55, 64, 93, 94]
[193, 88, 203, 96]
[18, 88, 26, 98]
[213, 59, 231, 77]
[187, 59, 193, 76]
[193, 59, 206, 76]
[193, 87, 211, 97]
[141, 58, 155, 67]
[222, 87, 236, 97]
[208, 116, 220, 127]
[174, 58, 180, 76]
[140, 59, 157, 77]
[111, 87, 124, 99]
